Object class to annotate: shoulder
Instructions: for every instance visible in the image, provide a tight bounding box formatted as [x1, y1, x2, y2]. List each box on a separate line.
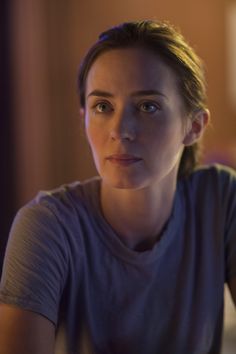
[184, 163, 236, 194]
[9, 176, 101, 258]
[20, 176, 101, 224]
[190, 162, 235, 181]
[34, 176, 101, 210]
[178, 164, 236, 217]
[0, 178, 101, 322]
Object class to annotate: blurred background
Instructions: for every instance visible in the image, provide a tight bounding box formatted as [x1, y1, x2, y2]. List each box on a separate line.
[1, 0, 236, 352]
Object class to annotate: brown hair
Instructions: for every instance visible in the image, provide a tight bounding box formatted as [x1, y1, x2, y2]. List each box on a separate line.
[78, 20, 208, 178]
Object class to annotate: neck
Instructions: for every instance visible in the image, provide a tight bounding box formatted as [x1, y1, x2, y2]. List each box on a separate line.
[100, 176, 177, 251]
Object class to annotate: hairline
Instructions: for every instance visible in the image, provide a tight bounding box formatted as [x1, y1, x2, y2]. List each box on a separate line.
[80, 43, 192, 117]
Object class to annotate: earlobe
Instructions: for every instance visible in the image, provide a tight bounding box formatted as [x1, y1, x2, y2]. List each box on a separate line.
[183, 109, 210, 146]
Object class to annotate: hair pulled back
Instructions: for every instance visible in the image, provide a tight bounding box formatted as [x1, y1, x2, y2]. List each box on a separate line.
[78, 20, 208, 178]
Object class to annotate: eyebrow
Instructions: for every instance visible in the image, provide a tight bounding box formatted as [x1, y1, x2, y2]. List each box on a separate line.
[87, 89, 167, 99]
[87, 90, 113, 99]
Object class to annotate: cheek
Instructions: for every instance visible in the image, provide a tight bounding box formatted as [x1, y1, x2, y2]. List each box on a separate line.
[145, 121, 185, 153]
[145, 122, 174, 141]
[85, 115, 95, 145]
[85, 122, 104, 156]
[86, 126, 97, 150]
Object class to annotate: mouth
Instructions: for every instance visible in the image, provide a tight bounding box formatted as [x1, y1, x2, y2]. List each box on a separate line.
[106, 154, 142, 166]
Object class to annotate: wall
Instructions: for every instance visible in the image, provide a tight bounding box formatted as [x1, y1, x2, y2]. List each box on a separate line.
[10, 0, 236, 206]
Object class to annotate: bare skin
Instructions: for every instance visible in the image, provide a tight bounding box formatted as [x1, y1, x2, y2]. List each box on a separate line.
[0, 304, 55, 354]
[83, 47, 209, 250]
[100, 172, 177, 250]
[229, 277, 236, 307]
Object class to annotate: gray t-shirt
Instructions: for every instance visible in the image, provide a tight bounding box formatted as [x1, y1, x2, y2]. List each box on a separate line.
[0, 164, 236, 354]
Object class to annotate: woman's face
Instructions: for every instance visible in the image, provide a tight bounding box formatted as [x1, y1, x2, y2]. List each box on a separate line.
[83, 47, 190, 190]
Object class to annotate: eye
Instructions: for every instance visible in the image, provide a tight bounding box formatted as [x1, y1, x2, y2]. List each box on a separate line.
[139, 101, 159, 113]
[93, 101, 113, 113]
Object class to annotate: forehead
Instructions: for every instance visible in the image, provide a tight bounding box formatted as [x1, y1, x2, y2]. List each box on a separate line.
[85, 47, 179, 95]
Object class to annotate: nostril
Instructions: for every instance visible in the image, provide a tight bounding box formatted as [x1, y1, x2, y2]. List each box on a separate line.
[110, 129, 136, 141]
[109, 110, 137, 141]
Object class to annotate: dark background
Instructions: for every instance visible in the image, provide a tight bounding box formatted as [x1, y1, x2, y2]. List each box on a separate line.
[0, 0, 17, 274]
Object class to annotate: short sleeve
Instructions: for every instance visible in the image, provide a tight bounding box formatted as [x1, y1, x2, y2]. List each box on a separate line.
[0, 200, 69, 325]
[224, 167, 236, 281]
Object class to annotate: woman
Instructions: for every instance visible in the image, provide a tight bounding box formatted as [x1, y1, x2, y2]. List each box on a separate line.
[0, 20, 235, 354]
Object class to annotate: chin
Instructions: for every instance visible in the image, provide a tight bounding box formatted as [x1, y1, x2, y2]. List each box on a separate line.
[101, 173, 151, 190]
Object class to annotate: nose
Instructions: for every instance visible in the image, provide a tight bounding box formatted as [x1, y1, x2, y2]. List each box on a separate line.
[109, 108, 137, 141]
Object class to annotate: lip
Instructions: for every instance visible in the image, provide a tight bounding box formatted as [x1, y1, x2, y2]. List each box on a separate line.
[106, 154, 142, 166]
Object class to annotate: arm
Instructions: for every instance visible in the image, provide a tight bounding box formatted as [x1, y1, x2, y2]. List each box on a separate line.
[0, 202, 69, 354]
[0, 304, 55, 354]
[228, 277, 236, 307]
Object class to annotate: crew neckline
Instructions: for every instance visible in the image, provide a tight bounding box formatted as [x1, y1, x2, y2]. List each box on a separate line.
[83, 177, 184, 265]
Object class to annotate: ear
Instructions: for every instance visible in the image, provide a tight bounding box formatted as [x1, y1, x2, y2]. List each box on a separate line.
[79, 108, 86, 129]
[79, 108, 85, 119]
[183, 109, 210, 146]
